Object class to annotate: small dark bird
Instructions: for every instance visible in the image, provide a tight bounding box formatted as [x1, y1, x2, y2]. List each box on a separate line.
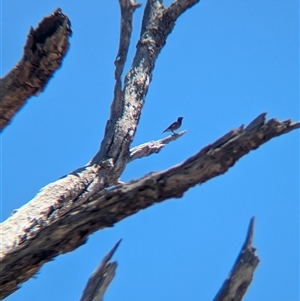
[162, 117, 184, 134]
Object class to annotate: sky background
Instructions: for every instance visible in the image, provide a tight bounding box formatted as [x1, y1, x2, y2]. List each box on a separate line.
[1, 1, 299, 300]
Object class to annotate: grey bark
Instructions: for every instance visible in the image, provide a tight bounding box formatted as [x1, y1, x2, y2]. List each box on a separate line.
[79, 240, 121, 301]
[213, 217, 259, 301]
[1, 111, 299, 299]
[0, 0, 298, 300]
[1, 1, 203, 298]
[79, 218, 258, 301]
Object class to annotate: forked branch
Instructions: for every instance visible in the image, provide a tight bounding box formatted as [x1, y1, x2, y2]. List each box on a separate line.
[0, 1, 298, 300]
[1, 113, 299, 299]
[1, 1, 204, 298]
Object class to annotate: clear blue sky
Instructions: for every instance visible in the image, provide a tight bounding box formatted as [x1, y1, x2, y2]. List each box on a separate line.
[1, 1, 299, 300]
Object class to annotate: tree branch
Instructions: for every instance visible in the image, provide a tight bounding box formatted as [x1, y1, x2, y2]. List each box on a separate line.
[0, 8, 71, 131]
[1, 1, 205, 297]
[1, 1, 297, 300]
[1, 113, 299, 299]
[213, 217, 259, 301]
[111, 0, 141, 130]
[128, 130, 186, 162]
[79, 240, 121, 301]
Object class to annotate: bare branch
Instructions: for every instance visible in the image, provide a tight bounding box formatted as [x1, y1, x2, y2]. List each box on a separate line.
[213, 217, 259, 301]
[128, 130, 186, 162]
[91, 0, 201, 165]
[0, 8, 71, 131]
[1, 113, 298, 299]
[79, 240, 121, 301]
[1, 2, 206, 297]
[112, 0, 141, 124]
[0, 1, 296, 300]
[166, 0, 201, 20]
[115, 1, 141, 81]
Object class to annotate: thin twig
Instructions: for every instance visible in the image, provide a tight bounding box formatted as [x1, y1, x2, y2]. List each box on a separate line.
[128, 130, 186, 162]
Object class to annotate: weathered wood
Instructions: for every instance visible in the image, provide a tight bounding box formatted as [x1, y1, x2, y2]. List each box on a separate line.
[0, 8, 71, 131]
[213, 217, 259, 301]
[128, 130, 187, 162]
[1, 1, 203, 298]
[1, 1, 298, 300]
[79, 240, 121, 301]
[1, 113, 299, 299]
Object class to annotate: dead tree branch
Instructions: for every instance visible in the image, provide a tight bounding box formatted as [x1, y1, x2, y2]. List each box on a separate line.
[1, 113, 299, 299]
[128, 130, 187, 162]
[1, 1, 205, 297]
[213, 217, 259, 301]
[80, 217, 258, 301]
[0, 8, 71, 131]
[0, 0, 298, 300]
[79, 240, 121, 301]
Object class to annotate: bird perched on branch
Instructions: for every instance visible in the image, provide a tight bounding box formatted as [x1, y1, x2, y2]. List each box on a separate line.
[162, 117, 184, 134]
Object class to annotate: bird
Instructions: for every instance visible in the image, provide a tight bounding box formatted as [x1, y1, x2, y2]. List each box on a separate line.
[162, 117, 184, 134]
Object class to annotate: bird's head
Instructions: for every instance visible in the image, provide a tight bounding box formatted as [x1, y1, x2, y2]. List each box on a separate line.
[177, 117, 184, 122]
